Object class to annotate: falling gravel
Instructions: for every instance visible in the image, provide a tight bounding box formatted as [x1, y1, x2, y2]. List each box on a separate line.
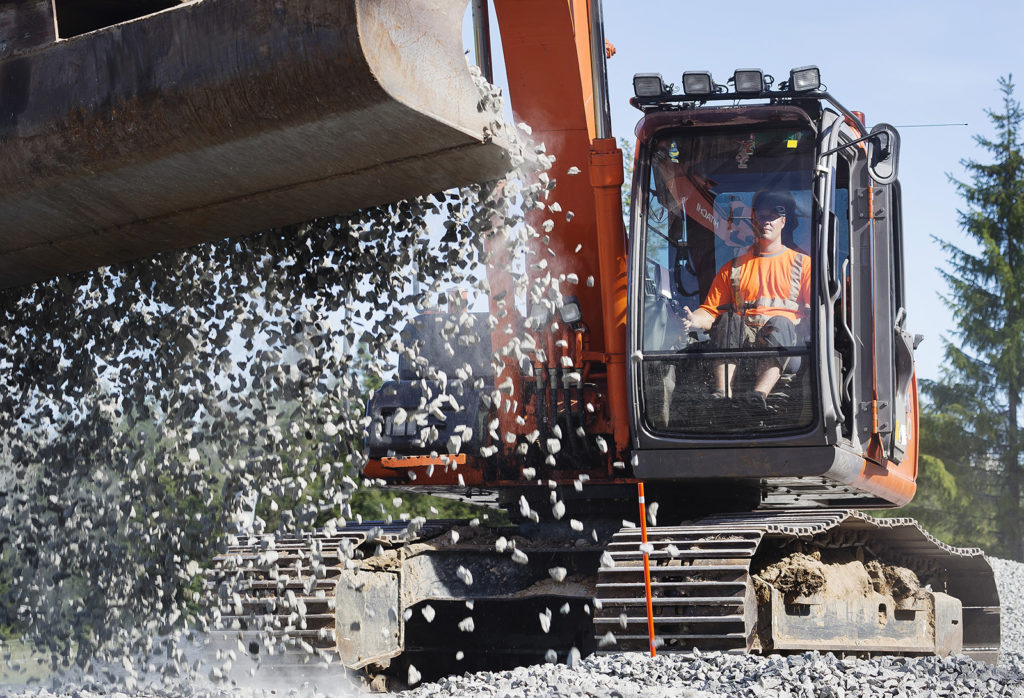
[995, 557, 1024, 661]
[0, 61, 554, 697]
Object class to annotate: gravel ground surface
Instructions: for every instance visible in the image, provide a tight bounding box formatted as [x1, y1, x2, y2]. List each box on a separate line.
[2, 557, 1024, 697]
[405, 651, 1024, 698]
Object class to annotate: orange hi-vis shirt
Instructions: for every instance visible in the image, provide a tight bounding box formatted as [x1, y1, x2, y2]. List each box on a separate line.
[699, 246, 811, 324]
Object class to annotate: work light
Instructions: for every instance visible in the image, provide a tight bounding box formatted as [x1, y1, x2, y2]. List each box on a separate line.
[632, 73, 666, 98]
[559, 297, 583, 327]
[732, 69, 764, 94]
[682, 71, 713, 96]
[789, 65, 821, 92]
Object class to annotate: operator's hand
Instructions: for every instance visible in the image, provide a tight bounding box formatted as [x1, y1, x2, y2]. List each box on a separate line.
[681, 305, 696, 331]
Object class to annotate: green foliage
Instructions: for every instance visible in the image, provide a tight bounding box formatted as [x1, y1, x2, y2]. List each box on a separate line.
[349, 487, 508, 524]
[919, 75, 1024, 559]
[620, 137, 635, 227]
[871, 452, 1000, 553]
[0, 577, 18, 641]
[918, 453, 959, 502]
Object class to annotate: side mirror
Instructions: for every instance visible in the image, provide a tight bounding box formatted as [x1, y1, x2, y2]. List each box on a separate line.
[867, 123, 900, 184]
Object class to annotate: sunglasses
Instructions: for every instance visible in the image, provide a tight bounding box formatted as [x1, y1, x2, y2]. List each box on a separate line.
[754, 206, 787, 221]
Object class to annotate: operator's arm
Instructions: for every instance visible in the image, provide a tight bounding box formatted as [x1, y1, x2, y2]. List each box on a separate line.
[682, 259, 732, 332]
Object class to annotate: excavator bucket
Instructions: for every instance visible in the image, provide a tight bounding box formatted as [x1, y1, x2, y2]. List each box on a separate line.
[0, 0, 509, 289]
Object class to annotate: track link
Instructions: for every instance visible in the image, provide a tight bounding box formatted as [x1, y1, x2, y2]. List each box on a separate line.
[596, 527, 759, 651]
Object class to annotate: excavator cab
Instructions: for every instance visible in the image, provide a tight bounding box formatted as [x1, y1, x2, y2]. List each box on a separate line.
[638, 122, 817, 435]
[628, 72, 917, 509]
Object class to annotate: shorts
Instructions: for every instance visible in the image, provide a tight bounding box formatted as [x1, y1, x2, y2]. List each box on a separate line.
[708, 312, 803, 373]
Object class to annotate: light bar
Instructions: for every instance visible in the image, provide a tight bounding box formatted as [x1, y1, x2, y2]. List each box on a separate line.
[733, 69, 764, 94]
[682, 71, 714, 96]
[789, 65, 821, 92]
[632, 73, 666, 98]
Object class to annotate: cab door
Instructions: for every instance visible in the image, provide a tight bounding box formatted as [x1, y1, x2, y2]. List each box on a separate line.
[844, 124, 909, 466]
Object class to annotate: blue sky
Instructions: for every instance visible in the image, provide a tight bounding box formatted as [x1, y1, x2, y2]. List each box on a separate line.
[466, 0, 1023, 383]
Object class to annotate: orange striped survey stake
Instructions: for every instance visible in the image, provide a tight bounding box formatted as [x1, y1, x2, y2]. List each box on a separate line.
[637, 482, 656, 656]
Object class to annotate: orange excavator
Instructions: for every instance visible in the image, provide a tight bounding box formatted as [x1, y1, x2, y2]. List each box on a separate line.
[353, 0, 1000, 675]
[0, 0, 999, 682]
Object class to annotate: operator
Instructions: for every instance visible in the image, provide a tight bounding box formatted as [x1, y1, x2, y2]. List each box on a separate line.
[680, 190, 811, 408]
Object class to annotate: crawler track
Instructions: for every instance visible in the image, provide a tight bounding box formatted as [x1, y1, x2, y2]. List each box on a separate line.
[205, 522, 449, 665]
[203, 510, 1000, 680]
[595, 510, 1000, 662]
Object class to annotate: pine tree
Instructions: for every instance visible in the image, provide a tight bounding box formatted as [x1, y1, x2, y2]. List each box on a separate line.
[929, 75, 1024, 559]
